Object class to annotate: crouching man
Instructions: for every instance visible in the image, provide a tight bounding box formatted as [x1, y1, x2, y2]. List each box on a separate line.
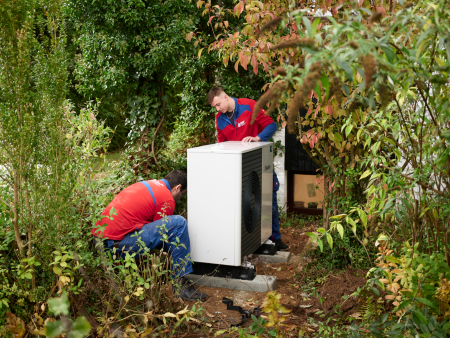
[91, 170, 207, 301]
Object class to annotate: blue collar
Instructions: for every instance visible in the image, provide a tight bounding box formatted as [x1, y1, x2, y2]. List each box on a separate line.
[161, 179, 171, 191]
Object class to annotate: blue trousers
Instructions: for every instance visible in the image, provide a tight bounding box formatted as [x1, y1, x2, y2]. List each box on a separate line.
[104, 215, 193, 279]
[271, 170, 281, 241]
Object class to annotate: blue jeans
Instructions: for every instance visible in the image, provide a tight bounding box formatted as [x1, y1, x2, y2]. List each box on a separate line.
[104, 215, 193, 279]
[271, 170, 281, 241]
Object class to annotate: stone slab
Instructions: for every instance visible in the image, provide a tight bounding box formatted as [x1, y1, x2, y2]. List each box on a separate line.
[252, 251, 291, 264]
[186, 274, 277, 293]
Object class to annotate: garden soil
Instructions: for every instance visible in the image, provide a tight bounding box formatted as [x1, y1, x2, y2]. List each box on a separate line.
[184, 225, 368, 336]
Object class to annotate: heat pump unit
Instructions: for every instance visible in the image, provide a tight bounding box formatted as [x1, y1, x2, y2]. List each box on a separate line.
[187, 141, 273, 266]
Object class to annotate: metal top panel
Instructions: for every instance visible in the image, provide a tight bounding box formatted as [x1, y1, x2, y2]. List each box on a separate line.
[187, 141, 272, 154]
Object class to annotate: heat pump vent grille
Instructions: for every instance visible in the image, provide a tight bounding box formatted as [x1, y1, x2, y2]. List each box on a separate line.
[241, 149, 262, 259]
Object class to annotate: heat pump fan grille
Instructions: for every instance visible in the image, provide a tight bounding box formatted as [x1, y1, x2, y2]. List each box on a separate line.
[241, 149, 262, 259]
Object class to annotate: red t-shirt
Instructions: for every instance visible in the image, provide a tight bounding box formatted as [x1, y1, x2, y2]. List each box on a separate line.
[91, 180, 175, 240]
[215, 98, 274, 142]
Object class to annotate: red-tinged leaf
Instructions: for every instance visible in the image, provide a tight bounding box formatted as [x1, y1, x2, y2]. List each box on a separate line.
[268, 61, 272, 66]
[223, 56, 229, 67]
[327, 0, 331, 7]
[252, 54, 258, 75]
[262, 61, 269, 72]
[333, 108, 338, 119]
[316, 176, 324, 184]
[332, 5, 339, 15]
[307, 129, 314, 137]
[186, 32, 194, 42]
[219, 39, 223, 48]
[239, 2, 244, 15]
[282, 121, 287, 129]
[301, 135, 307, 143]
[233, 31, 239, 38]
[329, 181, 335, 191]
[208, 16, 215, 25]
[306, 107, 313, 117]
[325, 105, 333, 115]
[239, 52, 245, 68]
[358, 0, 364, 7]
[259, 41, 264, 51]
[234, 3, 239, 15]
[234, 60, 239, 73]
[196, 0, 204, 8]
[313, 134, 318, 143]
[276, 115, 280, 122]
[242, 54, 248, 70]
[246, 13, 251, 24]
[309, 139, 315, 148]
[292, 24, 298, 32]
[315, 104, 321, 117]
[194, 41, 199, 48]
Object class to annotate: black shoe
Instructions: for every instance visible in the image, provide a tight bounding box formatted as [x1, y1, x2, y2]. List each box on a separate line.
[275, 239, 289, 251]
[174, 278, 207, 302]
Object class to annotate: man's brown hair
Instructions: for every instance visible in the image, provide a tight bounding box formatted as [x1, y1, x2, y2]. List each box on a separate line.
[206, 86, 225, 105]
[164, 170, 187, 191]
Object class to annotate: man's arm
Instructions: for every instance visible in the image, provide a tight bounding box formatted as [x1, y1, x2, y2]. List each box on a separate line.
[216, 118, 227, 143]
[242, 107, 277, 142]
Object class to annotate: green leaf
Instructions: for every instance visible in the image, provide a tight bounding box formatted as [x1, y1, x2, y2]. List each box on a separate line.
[441, 129, 450, 142]
[360, 170, 371, 180]
[416, 297, 438, 310]
[337, 224, 344, 239]
[68, 317, 92, 338]
[302, 16, 311, 36]
[46, 320, 64, 338]
[311, 18, 320, 37]
[326, 233, 333, 249]
[357, 209, 368, 228]
[24, 272, 32, 279]
[371, 287, 380, 297]
[53, 266, 62, 275]
[317, 239, 323, 252]
[48, 291, 70, 316]
[317, 227, 326, 234]
[337, 59, 353, 80]
[395, 299, 413, 312]
[320, 74, 330, 101]
[330, 214, 346, 220]
[345, 125, 353, 137]
[413, 309, 427, 324]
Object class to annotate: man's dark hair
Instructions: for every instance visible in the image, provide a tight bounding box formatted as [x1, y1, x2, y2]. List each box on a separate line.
[206, 86, 225, 105]
[164, 170, 187, 191]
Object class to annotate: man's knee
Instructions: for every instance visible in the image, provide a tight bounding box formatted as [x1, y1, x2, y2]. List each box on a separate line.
[168, 215, 188, 231]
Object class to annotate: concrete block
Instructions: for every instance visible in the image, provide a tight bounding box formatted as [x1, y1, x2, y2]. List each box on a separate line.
[252, 251, 291, 264]
[187, 274, 277, 293]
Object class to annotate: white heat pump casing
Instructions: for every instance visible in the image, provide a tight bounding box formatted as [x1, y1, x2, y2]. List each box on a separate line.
[187, 141, 273, 266]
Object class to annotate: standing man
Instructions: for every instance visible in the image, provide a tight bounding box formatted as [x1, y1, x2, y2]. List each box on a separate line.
[91, 170, 207, 301]
[207, 87, 289, 251]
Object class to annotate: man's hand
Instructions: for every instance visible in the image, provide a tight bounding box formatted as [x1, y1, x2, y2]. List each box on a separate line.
[242, 136, 261, 142]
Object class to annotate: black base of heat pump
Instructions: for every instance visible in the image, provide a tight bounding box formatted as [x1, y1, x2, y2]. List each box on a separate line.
[253, 243, 276, 256]
[191, 262, 256, 281]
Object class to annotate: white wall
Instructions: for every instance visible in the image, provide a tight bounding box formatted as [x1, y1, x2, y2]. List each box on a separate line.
[272, 128, 287, 211]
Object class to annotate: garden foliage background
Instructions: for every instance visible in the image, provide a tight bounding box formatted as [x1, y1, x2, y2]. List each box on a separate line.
[1, 0, 450, 336]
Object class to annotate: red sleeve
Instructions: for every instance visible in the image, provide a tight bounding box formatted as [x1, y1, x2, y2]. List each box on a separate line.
[153, 200, 176, 221]
[251, 102, 274, 132]
[216, 117, 227, 143]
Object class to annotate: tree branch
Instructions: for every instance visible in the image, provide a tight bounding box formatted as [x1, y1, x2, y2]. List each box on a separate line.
[380, 164, 447, 197]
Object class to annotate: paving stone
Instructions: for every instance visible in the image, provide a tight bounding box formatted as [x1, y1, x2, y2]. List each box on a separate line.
[187, 274, 277, 293]
[252, 251, 291, 264]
